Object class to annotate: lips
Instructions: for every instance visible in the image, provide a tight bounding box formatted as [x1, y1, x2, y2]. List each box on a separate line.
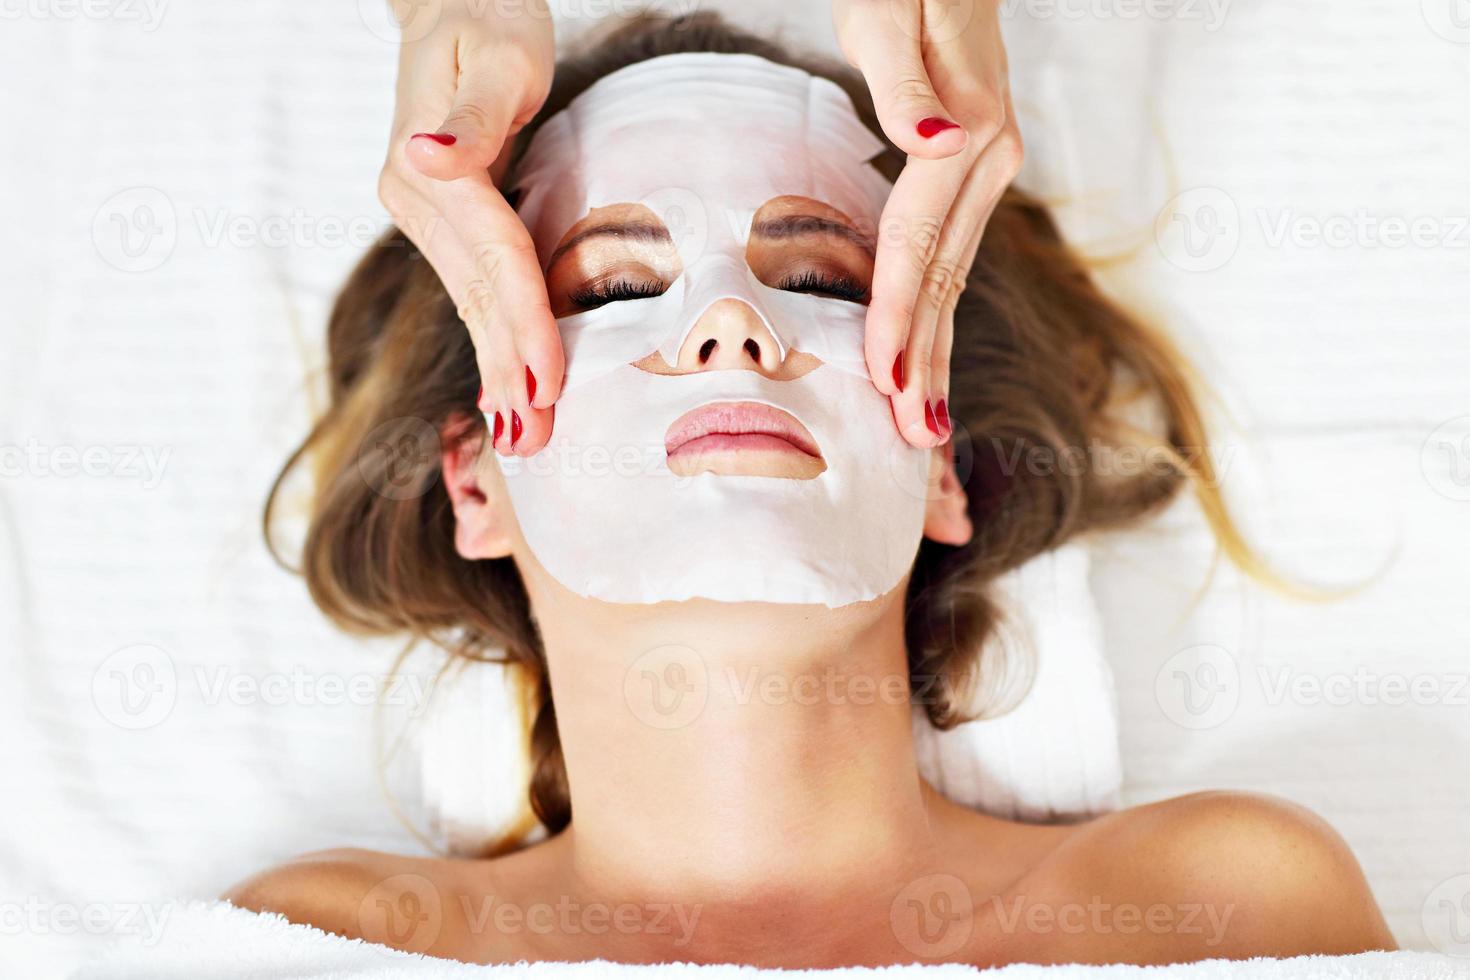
[665, 402, 826, 479]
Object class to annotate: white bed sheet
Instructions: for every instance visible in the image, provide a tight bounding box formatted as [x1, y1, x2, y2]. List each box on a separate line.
[2, 0, 1468, 974]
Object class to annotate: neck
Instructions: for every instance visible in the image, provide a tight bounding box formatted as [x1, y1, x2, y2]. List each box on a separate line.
[529, 577, 942, 906]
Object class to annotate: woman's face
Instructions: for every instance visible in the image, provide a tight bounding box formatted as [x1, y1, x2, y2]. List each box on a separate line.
[542, 196, 875, 481]
[445, 53, 969, 608]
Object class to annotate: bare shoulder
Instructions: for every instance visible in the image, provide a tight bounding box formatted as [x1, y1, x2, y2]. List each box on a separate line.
[224, 847, 462, 954]
[1028, 790, 1396, 962]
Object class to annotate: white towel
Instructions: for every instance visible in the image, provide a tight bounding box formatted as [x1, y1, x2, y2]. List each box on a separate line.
[65, 900, 1464, 980]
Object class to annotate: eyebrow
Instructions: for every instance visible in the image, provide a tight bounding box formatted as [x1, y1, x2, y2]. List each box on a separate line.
[751, 214, 875, 256]
[547, 222, 674, 268]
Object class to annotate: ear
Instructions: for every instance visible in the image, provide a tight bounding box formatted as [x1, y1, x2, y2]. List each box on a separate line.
[441, 414, 516, 561]
[923, 441, 974, 547]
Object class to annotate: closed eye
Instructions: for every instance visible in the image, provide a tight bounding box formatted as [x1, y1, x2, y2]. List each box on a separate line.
[746, 197, 874, 308]
[568, 275, 668, 311]
[776, 270, 869, 304]
[545, 204, 683, 318]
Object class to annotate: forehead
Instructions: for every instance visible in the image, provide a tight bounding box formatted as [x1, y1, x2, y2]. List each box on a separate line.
[512, 53, 893, 264]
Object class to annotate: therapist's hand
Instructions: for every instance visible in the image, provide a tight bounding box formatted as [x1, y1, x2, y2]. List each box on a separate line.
[379, 0, 560, 456]
[833, 0, 1023, 448]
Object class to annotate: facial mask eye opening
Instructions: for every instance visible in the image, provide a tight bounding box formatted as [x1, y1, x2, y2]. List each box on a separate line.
[546, 202, 685, 317]
[745, 195, 876, 307]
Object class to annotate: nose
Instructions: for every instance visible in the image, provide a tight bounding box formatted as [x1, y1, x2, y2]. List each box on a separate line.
[674, 299, 783, 374]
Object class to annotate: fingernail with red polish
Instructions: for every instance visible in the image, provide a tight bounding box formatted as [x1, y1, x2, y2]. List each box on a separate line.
[492, 412, 504, 444]
[525, 366, 537, 404]
[892, 351, 906, 393]
[925, 400, 940, 436]
[411, 132, 456, 146]
[510, 410, 523, 449]
[917, 117, 961, 139]
[936, 398, 951, 436]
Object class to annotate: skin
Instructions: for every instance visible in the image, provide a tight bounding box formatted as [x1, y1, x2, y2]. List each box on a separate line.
[381, 0, 1020, 456]
[226, 206, 1396, 966]
[833, 0, 1025, 448]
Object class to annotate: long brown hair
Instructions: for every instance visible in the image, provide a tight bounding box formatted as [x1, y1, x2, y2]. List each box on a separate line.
[267, 12, 1251, 848]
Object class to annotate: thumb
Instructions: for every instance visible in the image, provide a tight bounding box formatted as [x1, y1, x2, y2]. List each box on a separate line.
[407, 75, 520, 182]
[838, 3, 968, 159]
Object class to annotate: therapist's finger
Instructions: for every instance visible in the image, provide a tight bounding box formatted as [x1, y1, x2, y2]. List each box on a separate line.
[432, 175, 564, 410]
[865, 152, 971, 401]
[388, 177, 559, 457]
[833, 0, 968, 160]
[927, 187, 999, 447]
[406, 71, 527, 182]
[914, 120, 1023, 413]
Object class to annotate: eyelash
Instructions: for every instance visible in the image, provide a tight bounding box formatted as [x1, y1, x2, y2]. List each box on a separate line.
[777, 271, 868, 303]
[570, 278, 667, 310]
[570, 271, 868, 310]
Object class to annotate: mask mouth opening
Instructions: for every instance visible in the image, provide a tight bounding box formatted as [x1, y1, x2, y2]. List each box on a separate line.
[664, 400, 826, 480]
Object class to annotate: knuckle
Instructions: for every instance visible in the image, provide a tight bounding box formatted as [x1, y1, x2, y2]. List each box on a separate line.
[470, 238, 536, 282]
[890, 73, 940, 112]
[907, 222, 944, 276]
[992, 128, 1026, 176]
[495, 43, 543, 91]
[445, 99, 494, 135]
[947, 80, 1002, 122]
[377, 169, 408, 215]
[967, 112, 1005, 149]
[920, 260, 965, 310]
[911, 347, 935, 378]
[457, 279, 495, 328]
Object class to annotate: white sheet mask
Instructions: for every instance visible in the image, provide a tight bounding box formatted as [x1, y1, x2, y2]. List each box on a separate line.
[498, 52, 931, 607]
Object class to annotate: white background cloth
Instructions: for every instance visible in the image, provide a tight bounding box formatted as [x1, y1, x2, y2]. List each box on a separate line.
[2, 0, 1469, 975]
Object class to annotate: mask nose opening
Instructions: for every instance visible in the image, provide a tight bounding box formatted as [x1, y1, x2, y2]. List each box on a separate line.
[659, 256, 789, 371]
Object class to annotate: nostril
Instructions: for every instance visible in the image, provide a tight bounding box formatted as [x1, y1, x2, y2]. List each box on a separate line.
[743, 339, 761, 363]
[699, 339, 717, 364]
